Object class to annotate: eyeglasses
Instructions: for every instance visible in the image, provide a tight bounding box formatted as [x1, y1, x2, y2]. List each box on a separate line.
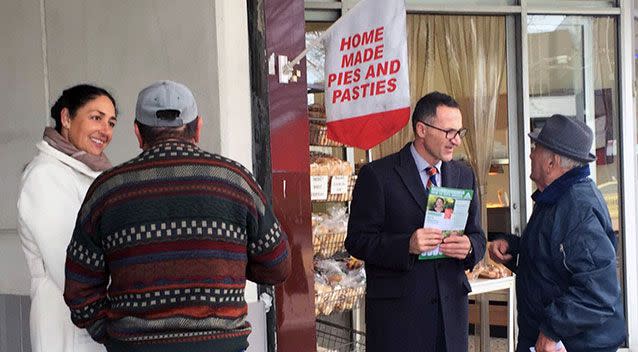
[420, 121, 468, 140]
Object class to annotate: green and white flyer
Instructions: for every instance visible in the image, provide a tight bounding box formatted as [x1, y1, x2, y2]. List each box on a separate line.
[418, 186, 474, 260]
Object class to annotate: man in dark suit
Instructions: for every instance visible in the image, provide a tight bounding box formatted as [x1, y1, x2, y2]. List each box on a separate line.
[345, 91, 485, 352]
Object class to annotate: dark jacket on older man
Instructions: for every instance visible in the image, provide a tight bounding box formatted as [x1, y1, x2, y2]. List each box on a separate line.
[345, 143, 485, 352]
[502, 165, 625, 352]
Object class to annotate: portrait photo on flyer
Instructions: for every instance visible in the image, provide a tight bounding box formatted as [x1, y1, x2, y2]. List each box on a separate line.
[419, 186, 473, 260]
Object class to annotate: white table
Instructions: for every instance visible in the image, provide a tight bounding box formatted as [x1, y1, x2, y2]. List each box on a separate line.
[469, 276, 516, 352]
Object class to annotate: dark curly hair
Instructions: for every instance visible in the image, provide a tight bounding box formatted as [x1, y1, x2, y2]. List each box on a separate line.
[50, 84, 117, 133]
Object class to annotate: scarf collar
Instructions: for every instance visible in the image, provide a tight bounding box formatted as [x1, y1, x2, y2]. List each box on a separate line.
[532, 164, 590, 204]
[42, 127, 112, 172]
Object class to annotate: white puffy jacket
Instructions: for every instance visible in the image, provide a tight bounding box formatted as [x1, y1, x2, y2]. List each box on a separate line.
[17, 140, 106, 352]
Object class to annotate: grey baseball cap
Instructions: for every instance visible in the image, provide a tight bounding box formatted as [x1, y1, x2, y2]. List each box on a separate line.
[135, 80, 198, 127]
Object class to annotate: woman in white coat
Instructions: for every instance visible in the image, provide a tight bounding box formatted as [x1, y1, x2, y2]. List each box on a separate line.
[17, 84, 118, 352]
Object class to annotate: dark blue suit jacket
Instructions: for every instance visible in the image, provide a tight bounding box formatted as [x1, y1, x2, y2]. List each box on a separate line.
[345, 143, 485, 352]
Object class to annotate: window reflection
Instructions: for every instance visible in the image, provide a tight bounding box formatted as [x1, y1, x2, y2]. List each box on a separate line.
[528, 15, 619, 224]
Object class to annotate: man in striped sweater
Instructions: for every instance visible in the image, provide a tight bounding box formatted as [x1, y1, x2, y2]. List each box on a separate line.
[64, 80, 291, 352]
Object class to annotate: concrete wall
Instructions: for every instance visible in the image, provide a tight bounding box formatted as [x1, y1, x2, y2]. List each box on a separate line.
[0, 0, 260, 351]
[0, 295, 31, 352]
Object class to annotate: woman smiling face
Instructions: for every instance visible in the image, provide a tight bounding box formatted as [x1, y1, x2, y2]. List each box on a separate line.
[61, 95, 117, 156]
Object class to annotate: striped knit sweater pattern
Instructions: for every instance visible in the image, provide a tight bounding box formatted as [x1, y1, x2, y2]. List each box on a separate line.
[64, 141, 290, 350]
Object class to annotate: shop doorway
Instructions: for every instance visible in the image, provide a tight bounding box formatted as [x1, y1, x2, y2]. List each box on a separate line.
[307, 14, 520, 352]
[303, 3, 631, 351]
[525, 15, 625, 344]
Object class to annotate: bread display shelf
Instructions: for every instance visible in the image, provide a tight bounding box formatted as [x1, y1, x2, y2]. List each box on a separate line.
[314, 285, 365, 316]
[313, 231, 347, 258]
[310, 175, 357, 202]
[310, 122, 346, 147]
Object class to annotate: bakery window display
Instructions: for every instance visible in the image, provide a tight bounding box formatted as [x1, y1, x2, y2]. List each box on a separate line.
[307, 80, 367, 350]
[314, 259, 366, 316]
[310, 152, 357, 202]
[312, 207, 348, 258]
[308, 103, 345, 148]
[310, 152, 353, 176]
[308, 135, 366, 318]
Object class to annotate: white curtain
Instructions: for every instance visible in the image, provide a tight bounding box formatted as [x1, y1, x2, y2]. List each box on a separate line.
[371, 15, 436, 160]
[434, 15, 506, 237]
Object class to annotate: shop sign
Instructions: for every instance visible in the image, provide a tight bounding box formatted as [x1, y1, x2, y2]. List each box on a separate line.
[311, 176, 329, 200]
[323, 0, 410, 149]
[330, 176, 349, 195]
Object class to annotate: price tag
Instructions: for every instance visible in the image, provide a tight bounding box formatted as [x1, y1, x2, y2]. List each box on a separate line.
[330, 175, 349, 195]
[310, 176, 329, 200]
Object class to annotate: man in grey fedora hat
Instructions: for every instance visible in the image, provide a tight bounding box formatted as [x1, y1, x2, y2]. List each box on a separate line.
[488, 114, 626, 352]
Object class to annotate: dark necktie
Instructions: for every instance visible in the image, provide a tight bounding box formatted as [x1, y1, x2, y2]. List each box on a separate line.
[425, 166, 438, 190]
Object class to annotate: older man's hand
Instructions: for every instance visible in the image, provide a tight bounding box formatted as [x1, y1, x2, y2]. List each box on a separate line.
[488, 239, 512, 264]
[535, 331, 566, 352]
[439, 232, 471, 260]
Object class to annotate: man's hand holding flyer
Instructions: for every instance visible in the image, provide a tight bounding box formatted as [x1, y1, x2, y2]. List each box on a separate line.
[419, 186, 474, 260]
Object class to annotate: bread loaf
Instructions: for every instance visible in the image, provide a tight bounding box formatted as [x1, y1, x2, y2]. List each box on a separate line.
[310, 152, 353, 176]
